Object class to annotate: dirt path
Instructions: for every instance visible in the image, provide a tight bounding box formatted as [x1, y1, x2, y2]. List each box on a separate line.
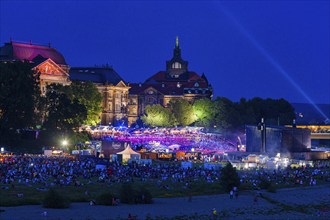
[1, 184, 330, 220]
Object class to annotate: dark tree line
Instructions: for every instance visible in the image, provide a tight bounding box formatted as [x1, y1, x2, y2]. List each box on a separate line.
[0, 62, 41, 139]
[0, 61, 295, 145]
[0, 62, 102, 146]
[141, 97, 295, 131]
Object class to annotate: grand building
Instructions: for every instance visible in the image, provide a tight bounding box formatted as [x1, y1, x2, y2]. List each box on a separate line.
[0, 41, 129, 126]
[1, 38, 213, 126]
[70, 66, 130, 126]
[0, 41, 70, 95]
[127, 37, 213, 125]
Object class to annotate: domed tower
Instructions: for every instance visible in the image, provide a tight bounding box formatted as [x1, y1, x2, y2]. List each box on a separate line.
[166, 36, 188, 78]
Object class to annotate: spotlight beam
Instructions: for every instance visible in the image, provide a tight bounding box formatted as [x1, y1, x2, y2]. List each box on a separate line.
[217, 3, 328, 120]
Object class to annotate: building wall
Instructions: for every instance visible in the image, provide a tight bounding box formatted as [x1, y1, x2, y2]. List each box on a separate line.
[33, 60, 71, 95]
[127, 94, 138, 125]
[97, 84, 129, 126]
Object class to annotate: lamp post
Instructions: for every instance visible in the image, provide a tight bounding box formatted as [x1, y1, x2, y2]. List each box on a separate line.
[62, 139, 68, 152]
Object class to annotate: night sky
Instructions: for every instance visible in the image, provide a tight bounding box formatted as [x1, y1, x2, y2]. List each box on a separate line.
[1, 0, 329, 104]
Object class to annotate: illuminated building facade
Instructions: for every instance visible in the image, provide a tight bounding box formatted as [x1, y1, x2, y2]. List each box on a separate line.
[70, 66, 130, 126]
[1, 38, 214, 126]
[0, 41, 71, 94]
[128, 37, 213, 125]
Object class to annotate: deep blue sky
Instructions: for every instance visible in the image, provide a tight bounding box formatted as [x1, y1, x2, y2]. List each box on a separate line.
[1, 0, 329, 104]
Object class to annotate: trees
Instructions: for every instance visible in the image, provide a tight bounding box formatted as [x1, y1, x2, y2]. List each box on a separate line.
[169, 99, 196, 126]
[213, 97, 242, 131]
[220, 162, 240, 192]
[43, 81, 103, 130]
[236, 97, 295, 126]
[192, 98, 215, 128]
[141, 104, 175, 127]
[65, 81, 102, 126]
[43, 84, 87, 131]
[0, 62, 40, 142]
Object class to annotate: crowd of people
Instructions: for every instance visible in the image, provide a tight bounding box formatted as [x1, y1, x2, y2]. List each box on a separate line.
[0, 155, 221, 189]
[239, 164, 330, 189]
[1, 154, 330, 191]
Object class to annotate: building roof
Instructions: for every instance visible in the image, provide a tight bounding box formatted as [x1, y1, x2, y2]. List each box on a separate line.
[0, 42, 67, 65]
[129, 68, 211, 96]
[129, 80, 211, 96]
[129, 83, 184, 95]
[145, 71, 208, 83]
[117, 144, 140, 155]
[70, 66, 126, 85]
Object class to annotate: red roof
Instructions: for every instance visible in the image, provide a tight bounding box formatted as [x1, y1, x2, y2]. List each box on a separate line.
[2, 42, 67, 65]
[146, 71, 207, 83]
[130, 70, 210, 95]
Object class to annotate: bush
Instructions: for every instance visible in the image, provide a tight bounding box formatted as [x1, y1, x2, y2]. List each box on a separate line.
[119, 183, 135, 204]
[136, 188, 153, 204]
[42, 189, 70, 208]
[259, 179, 277, 193]
[259, 178, 271, 190]
[266, 183, 277, 193]
[220, 163, 240, 192]
[119, 184, 153, 204]
[97, 192, 116, 206]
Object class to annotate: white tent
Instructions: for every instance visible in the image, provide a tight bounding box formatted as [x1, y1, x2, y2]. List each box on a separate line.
[117, 143, 141, 161]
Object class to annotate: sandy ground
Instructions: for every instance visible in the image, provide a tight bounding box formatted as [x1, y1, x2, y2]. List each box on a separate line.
[1, 184, 330, 220]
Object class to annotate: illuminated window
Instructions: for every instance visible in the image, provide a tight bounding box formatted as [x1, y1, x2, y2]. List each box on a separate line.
[172, 62, 181, 69]
[194, 82, 199, 87]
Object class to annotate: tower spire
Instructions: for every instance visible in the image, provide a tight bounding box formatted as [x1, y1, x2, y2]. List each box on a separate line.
[175, 36, 179, 48]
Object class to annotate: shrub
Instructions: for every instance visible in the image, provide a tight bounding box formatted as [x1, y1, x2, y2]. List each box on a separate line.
[259, 178, 277, 193]
[119, 183, 135, 204]
[136, 188, 153, 204]
[259, 178, 271, 190]
[42, 189, 70, 208]
[97, 192, 116, 206]
[119, 184, 153, 204]
[220, 162, 240, 192]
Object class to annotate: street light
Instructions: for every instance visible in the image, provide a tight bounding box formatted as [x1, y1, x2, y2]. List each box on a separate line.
[62, 140, 68, 152]
[62, 140, 68, 147]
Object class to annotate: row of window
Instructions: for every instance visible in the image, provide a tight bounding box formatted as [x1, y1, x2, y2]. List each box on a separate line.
[184, 88, 208, 94]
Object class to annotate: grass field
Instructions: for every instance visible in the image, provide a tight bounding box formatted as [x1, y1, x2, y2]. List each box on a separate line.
[3, 176, 330, 207]
[0, 177, 224, 206]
